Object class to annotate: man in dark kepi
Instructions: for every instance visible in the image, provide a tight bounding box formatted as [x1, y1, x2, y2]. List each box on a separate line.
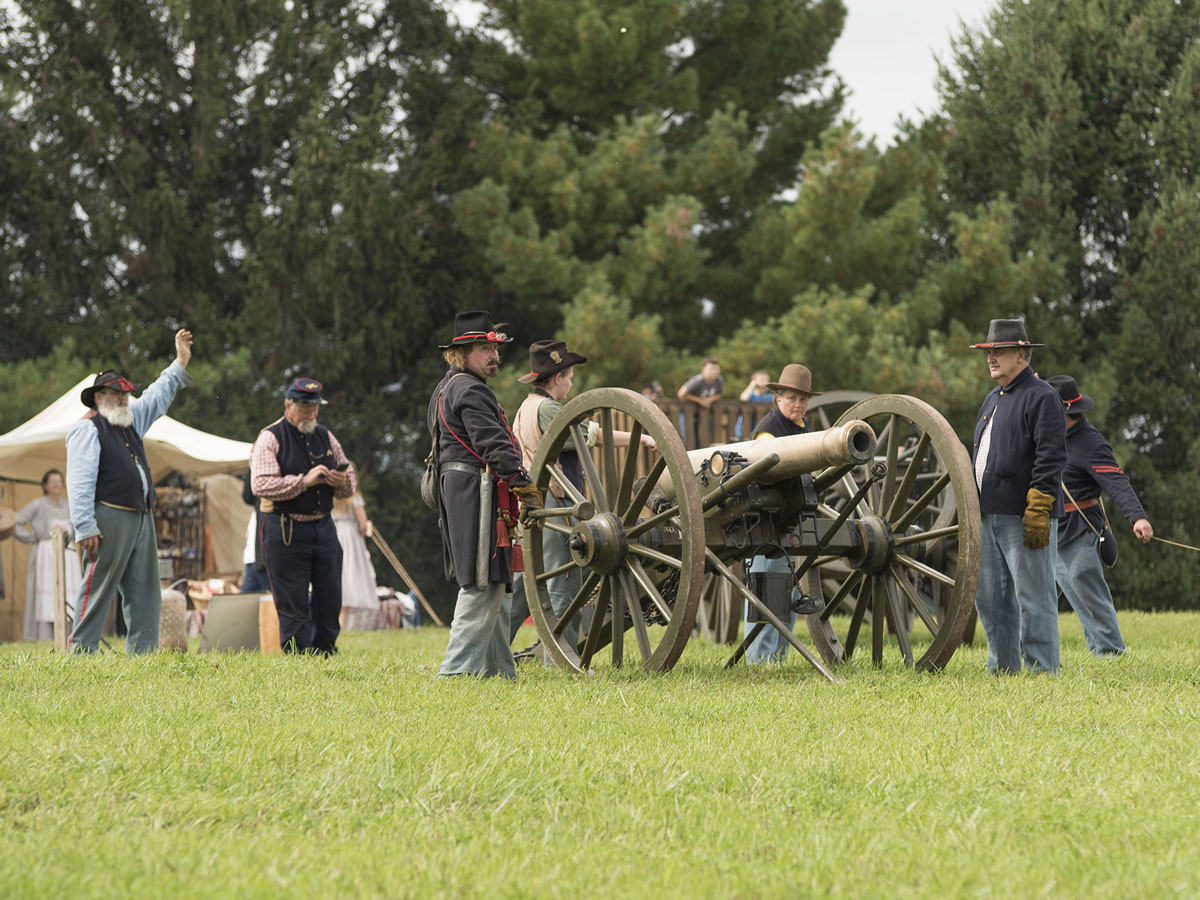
[970, 319, 1067, 674]
[742, 363, 826, 664]
[250, 377, 357, 654]
[66, 328, 195, 653]
[428, 310, 542, 678]
[1046, 374, 1153, 656]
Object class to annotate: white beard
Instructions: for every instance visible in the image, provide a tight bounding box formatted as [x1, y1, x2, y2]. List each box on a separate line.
[97, 403, 134, 428]
[296, 418, 317, 434]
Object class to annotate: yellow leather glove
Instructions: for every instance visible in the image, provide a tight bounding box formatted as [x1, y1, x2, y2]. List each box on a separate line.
[511, 482, 544, 527]
[1022, 487, 1055, 549]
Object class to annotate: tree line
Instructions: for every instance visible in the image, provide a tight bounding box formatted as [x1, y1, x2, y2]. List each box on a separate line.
[2, 0, 1197, 613]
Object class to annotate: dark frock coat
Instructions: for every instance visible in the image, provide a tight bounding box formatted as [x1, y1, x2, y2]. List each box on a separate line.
[428, 368, 530, 588]
[1057, 417, 1147, 547]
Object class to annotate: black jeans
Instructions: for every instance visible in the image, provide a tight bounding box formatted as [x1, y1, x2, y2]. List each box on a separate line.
[261, 513, 343, 653]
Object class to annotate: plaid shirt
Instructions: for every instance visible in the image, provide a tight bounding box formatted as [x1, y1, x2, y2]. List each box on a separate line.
[250, 418, 356, 519]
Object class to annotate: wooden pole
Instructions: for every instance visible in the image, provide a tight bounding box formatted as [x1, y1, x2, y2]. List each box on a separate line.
[52, 525, 68, 652]
[367, 526, 445, 627]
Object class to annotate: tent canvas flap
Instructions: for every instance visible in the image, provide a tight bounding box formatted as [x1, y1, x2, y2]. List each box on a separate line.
[0, 376, 254, 482]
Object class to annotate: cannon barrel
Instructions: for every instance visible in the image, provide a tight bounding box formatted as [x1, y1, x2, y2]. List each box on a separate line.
[655, 420, 877, 500]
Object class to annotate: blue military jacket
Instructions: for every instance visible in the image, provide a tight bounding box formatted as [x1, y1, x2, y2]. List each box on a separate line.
[972, 365, 1067, 517]
[1058, 417, 1147, 546]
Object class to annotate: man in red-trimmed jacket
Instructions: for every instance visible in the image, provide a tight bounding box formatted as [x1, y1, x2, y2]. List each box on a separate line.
[1047, 375, 1153, 656]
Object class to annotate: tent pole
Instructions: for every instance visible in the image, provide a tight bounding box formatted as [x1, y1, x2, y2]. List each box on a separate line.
[368, 527, 445, 627]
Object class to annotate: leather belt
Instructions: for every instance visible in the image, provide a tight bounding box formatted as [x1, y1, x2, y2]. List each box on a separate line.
[1064, 497, 1098, 514]
[441, 461, 483, 476]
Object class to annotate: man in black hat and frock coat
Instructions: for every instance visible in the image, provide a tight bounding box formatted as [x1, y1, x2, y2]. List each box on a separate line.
[970, 319, 1067, 674]
[429, 311, 542, 678]
[1046, 374, 1153, 656]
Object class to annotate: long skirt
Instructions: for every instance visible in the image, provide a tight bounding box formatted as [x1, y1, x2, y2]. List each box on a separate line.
[334, 516, 382, 630]
[23, 536, 83, 641]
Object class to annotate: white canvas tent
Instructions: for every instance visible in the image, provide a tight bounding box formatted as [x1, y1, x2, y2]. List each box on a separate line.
[0, 377, 256, 640]
[0, 376, 254, 483]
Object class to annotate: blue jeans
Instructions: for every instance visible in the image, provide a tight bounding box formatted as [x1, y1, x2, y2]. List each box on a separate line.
[743, 554, 798, 664]
[1056, 531, 1125, 655]
[241, 563, 270, 593]
[441, 581, 516, 679]
[975, 513, 1060, 674]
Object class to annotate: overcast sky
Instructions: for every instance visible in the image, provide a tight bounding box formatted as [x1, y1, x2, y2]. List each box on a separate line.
[831, 0, 998, 143]
[448, 0, 999, 144]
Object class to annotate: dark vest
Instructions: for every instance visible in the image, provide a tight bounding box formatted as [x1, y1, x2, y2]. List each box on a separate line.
[88, 412, 155, 511]
[754, 407, 807, 439]
[266, 419, 336, 516]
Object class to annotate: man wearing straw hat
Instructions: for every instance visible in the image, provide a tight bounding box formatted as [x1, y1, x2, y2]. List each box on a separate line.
[1046, 374, 1153, 656]
[429, 311, 543, 678]
[970, 319, 1067, 674]
[65, 328, 195, 654]
[741, 364, 826, 664]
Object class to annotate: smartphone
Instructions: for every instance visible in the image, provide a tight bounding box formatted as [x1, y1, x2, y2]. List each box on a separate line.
[333, 462, 350, 471]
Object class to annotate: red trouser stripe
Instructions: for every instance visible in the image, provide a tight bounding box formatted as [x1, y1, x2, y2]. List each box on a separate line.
[69, 547, 97, 650]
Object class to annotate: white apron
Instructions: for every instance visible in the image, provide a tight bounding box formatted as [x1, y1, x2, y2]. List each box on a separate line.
[32, 516, 82, 623]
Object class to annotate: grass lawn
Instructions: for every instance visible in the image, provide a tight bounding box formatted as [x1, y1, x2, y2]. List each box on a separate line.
[1, 611, 1198, 899]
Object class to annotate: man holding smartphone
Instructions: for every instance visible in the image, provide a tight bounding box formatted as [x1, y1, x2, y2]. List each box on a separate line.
[250, 377, 357, 653]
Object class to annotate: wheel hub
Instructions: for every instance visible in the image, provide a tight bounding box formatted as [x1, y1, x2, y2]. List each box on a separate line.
[847, 514, 895, 575]
[568, 512, 628, 574]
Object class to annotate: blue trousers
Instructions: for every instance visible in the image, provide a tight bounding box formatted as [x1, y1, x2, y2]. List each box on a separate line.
[441, 581, 516, 679]
[70, 504, 161, 654]
[241, 562, 270, 593]
[975, 513, 1060, 674]
[1055, 531, 1125, 655]
[743, 554, 798, 664]
[262, 513, 342, 654]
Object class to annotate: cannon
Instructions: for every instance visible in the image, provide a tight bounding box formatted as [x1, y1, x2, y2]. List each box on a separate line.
[521, 389, 981, 682]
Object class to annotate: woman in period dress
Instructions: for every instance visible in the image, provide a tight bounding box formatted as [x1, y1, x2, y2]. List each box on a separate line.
[15, 469, 83, 641]
[333, 487, 382, 631]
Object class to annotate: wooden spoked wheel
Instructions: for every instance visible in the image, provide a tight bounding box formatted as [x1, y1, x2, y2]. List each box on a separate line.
[804, 395, 981, 671]
[695, 564, 743, 645]
[523, 388, 707, 673]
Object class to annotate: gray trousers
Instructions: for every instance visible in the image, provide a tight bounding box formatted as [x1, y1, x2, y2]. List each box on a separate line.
[70, 504, 161, 654]
[508, 493, 586, 661]
[440, 581, 516, 679]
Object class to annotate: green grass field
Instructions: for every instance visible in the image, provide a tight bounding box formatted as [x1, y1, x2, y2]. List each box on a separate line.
[2, 612, 1198, 899]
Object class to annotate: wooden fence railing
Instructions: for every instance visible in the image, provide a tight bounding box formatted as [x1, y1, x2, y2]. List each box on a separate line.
[589, 399, 776, 484]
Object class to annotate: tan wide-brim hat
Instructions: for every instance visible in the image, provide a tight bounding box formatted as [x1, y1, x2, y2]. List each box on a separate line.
[766, 364, 822, 396]
[0, 507, 16, 541]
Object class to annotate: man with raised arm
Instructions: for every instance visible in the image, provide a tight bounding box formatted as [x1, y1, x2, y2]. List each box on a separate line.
[66, 328, 194, 654]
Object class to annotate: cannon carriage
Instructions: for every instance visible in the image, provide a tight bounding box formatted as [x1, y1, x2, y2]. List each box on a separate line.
[521, 389, 980, 682]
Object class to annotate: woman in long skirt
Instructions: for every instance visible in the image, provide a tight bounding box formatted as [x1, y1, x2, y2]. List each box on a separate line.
[333, 489, 381, 631]
[15, 469, 83, 641]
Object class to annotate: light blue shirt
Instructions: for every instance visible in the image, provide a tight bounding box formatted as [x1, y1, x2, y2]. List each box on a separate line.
[66, 361, 193, 540]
